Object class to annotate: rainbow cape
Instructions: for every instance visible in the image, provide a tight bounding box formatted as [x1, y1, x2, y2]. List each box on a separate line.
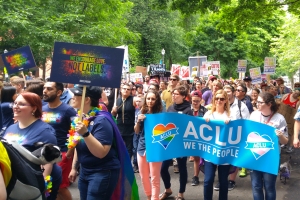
[100, 111, 139, 200]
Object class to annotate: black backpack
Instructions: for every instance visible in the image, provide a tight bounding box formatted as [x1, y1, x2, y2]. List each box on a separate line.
[1, 138, 46, 200]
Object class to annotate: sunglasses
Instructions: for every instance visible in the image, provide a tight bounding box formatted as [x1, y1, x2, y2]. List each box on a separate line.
[170, 78, 178, 81]
[132, 88, 136, 90]
[236, 89, 244, 92]
[215, 97, 225, 101]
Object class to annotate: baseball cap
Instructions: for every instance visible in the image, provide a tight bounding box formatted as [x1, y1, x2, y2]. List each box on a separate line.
[243, 76, 252, 81]
[209, 75, 217, 81]
[70, 85, 102, 100]
[191, 90, 202, 98]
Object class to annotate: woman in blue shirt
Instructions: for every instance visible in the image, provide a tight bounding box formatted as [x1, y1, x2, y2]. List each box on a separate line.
[4, 92, 62, 200]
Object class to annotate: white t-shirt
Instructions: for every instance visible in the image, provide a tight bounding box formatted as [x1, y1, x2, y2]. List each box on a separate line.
[204, 110, 231, 120]
[250, 110, 288, 152]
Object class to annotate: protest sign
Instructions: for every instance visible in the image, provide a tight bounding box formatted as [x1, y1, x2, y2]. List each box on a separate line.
[50, 42, 124, 88]
[116, 45, 129, 73]
[189, 56, 207, 77]
[129, 73, 143, 83]
[237, 60, 247, 73]
[148, 64, 166, 76]
[135, 66, 147, 76]
[1, 46, 36, 74]
[180, 66, 190, 80]
[202, 61, 220, 76]
[145, 113, 280, 175]
[249, 67, 262, 84]
[264, 57, 276, 74]
[171, 64, 180, 75]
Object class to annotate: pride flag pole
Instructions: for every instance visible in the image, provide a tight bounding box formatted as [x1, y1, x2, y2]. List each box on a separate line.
[114, 88, 118, 107]
[79, 85, 87, 120]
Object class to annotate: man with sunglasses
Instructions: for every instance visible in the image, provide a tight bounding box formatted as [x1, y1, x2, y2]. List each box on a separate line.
[161, 74, 180, 109]
[236, 84, 254, 113]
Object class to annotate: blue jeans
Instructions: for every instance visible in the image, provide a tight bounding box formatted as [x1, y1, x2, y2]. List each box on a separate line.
[132, 133, 140, 167]
[250, 170, 277, 200]
[161, 157, 187, 193]
[78, 168, 120, 200]
[203, 161, 230, 200]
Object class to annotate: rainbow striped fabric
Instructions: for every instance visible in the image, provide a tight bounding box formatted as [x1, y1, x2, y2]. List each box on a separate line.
[100, 111, 139, 200]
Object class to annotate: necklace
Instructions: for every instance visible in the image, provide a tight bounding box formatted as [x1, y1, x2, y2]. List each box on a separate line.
[67, 106, 103, 149]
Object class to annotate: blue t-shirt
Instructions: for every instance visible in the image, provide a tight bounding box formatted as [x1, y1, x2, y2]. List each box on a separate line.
[1, 102, 14, 129]
[42, 103, 76, 152]
[4, 119, 61, 181]
[76, 115, 120, 173]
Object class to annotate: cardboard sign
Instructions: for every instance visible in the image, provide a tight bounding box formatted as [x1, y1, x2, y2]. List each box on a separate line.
[171, 64, 180, 75]
[1, 46, 36, 74]
[0, 55, 4, 71]
[180, 66, 190, 80]
[237, 60, 247, 73]
[189, 56, 207, 77]
[148, 64, 166, 76]
[129, 73, 143, 83]
[264, 57, 276, 74]
[50, 42, 124, 87]
[135, 66, 147, 76]
[249, 67, 262, 84]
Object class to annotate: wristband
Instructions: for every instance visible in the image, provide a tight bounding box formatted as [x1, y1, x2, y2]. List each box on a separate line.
[82, 131, 90, 138]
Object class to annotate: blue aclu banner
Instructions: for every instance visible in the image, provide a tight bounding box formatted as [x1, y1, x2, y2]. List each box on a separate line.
[144, 113, 280, 175]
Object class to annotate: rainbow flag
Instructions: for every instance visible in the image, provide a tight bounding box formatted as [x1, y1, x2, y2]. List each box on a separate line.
[100, 111, 139, 200]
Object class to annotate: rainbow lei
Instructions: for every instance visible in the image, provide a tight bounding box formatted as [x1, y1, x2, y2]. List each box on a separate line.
[66, 106, 103, 149]
[44, 175, 52, 197]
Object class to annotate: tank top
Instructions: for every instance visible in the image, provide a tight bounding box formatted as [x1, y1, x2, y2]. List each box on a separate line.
[283, 93, 299, 108]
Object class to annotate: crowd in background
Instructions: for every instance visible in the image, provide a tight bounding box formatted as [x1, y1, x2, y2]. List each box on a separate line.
[0, 70, 300, 200]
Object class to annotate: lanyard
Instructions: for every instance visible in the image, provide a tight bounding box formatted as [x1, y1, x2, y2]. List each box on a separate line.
[260, 112, 274, 124]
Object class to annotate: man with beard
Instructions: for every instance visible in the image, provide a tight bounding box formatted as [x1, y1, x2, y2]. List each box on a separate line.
[42, 82, 77, 200]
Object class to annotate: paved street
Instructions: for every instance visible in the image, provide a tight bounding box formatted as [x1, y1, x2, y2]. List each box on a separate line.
[70, 148, 300, 200]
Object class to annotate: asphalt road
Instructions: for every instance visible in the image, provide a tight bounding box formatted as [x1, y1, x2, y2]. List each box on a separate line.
[69, 148, 300, 200]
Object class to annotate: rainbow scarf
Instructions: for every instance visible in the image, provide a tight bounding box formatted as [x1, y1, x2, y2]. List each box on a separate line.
[99, 111, 139, 200]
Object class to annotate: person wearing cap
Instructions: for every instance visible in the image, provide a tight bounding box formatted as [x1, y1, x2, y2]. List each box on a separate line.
[243, 77, 253, 96]
[42, 82, 77, 200]
[68, 86, 121, 200]
[203, 79, 223, 107]
[275, 77, 291, 95]
[189, 90, 208, 187]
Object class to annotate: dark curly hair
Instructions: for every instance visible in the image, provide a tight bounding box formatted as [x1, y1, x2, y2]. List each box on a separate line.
[141, 91, 162, 114]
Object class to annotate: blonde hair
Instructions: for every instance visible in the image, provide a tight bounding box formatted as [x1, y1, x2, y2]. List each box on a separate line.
[211, 89, 230, 117]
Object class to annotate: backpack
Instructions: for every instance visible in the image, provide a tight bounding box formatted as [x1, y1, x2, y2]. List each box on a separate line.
[1, 138, 46, 200]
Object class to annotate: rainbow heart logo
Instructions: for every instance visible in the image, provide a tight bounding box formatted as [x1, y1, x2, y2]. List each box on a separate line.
[245, 132, 274, 160]
[152, 123, 179, 149]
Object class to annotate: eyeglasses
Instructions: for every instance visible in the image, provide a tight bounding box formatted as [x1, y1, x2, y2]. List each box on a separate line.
[11, 101, 32, 107]
[122, 88, 131, 91]
[257, 101, 265, 105]
[215, 97, 225, 101]
[132, 88, 136, 90]
[172, 93, 180, 96]
[236, 89, 244, 92]
[170, 78, 178, 81]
